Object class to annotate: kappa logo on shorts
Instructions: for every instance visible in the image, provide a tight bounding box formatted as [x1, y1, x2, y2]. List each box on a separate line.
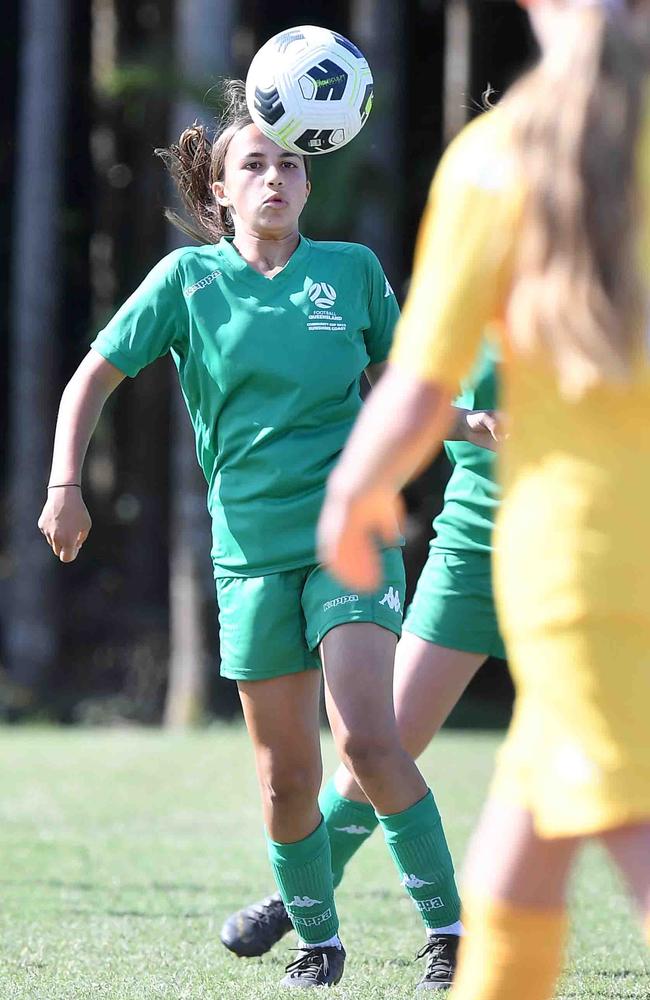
[323, 594, 359, 612]
[379, 586, 401, 613]
[384, 276, 394, 298]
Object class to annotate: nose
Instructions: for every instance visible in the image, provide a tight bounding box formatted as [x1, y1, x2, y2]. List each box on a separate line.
[265, 163, 283, 186]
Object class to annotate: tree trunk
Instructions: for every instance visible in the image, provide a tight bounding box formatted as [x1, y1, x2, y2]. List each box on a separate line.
[163, 0, 237, 728]
[4, 0, 70, 703]
[348, 0, 406, 287]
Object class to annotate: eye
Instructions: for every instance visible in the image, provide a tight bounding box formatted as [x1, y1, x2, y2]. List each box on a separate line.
[244, 160, 262, 170]
[281, 160, 298, 169]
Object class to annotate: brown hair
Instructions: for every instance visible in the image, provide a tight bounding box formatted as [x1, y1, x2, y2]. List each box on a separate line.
[156, 79, 311, 244]
[505, 3, 650, 397]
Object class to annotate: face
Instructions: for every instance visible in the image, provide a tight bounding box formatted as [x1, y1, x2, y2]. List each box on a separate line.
[212, 124, 311, 238]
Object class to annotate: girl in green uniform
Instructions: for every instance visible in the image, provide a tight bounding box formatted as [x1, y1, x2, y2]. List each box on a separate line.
[37, 82, 494, 990]
[221, 342, 504, 989]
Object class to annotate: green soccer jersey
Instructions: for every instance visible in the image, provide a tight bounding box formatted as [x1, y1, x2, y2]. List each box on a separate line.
[91, 235, 399, 576]
[432, 341, 501, 554]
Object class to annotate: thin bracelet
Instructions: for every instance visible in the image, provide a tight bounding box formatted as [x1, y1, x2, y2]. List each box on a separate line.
[47, 483, 81, 489]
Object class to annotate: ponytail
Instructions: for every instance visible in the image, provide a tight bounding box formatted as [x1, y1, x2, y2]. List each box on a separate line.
[506, 4, 649, 397]
[155, 79, 253, 244]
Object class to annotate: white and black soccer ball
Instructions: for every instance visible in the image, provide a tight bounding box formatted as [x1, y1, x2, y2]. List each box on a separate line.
[245, 25, 374, 156]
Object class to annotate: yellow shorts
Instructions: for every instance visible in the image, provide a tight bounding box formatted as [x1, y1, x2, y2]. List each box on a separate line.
[491, 619, 650, 838]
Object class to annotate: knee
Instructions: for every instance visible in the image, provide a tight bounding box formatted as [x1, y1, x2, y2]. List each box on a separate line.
[261, 761, 321, 814]
[337, 731, 399, 779]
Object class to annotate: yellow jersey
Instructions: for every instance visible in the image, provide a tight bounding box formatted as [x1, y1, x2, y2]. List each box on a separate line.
[391, 109, 650, 836]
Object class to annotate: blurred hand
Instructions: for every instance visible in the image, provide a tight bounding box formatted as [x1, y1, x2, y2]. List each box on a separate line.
[463, 409, 508, 452]
[317, 483, 404, 592]
[38, 486, 92, 563]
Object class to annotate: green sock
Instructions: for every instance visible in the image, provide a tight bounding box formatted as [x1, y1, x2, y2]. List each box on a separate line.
[266, 817, 339, 945]
[376, 789, 461, 930]
[319, 778, 379, 888]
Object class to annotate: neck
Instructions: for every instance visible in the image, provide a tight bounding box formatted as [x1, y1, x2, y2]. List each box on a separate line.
[232, 228, 301, 276]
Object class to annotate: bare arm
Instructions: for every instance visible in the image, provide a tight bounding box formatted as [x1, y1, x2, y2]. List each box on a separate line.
[446, 407, 505, 451]
[38, 350, 126, 562]
[318, 364, 453, 590]
[368, 361, 502, 451]
[364, 361, 388, 387]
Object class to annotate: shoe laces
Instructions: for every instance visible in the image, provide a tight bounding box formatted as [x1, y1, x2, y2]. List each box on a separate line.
[415, 936, 452, 971]
[285, 947, 331, 981]
[249, 894, 285, 927]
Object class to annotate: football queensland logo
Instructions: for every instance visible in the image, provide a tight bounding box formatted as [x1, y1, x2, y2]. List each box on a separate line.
[307, 281, 337, 309]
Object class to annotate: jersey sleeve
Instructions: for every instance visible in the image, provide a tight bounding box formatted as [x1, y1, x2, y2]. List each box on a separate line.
[361, 248, 401, 365]
[390, 112, 519, 391]
[91, 250, 188, 377]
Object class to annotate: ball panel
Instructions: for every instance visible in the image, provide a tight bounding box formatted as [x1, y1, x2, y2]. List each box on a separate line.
[245, 25, 373, 155]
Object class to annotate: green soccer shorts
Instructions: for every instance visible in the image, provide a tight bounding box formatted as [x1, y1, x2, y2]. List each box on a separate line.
[216, 548, 406, 681]
[403, 548, 506, 659]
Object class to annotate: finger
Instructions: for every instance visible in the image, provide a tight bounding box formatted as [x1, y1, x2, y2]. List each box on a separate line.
[378, 506, 400, 546]
[331, 542, 380, 592]
[59, 546, 79, 563]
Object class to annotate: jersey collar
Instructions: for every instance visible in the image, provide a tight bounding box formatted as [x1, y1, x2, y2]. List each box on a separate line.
[218, 234, 311, 288]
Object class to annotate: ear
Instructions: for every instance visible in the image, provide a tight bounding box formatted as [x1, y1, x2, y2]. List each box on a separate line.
[305, 179, 312, 199]
[212, 180, 229, 207]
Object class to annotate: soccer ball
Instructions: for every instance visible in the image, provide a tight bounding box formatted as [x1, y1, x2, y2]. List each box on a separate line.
[245, 25, 374, 156]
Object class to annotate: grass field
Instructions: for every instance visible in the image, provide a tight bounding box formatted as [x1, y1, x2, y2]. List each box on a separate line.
[0, 726, 647, 999]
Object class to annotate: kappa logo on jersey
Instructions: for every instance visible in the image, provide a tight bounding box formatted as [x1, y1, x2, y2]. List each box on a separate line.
[288, 895, 322, 909]
[384, 276, 394, 298]
[401, 873, 436, 889]
[335, 824, 372, 835]
[183, 269, 222, 297]
[379, 587, 401, 613]
[323, 594, 359, 612]
[308, 281, 337, 309]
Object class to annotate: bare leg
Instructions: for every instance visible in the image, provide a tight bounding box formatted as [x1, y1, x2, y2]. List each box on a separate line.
[321, 622, 426, 813]
[450, 799, 580, 1000]
[238, 670, 323, 842]
[334, 634, 485, 803]
[462, 797, 580, 907]
[600, 821, 650, 923]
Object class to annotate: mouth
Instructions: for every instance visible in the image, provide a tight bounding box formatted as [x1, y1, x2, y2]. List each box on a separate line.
[263, 196, 287, 207]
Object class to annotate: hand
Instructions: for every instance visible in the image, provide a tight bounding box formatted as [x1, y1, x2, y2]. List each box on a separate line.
[463, 409, 507, 451]
[317, 480, 403, 592]
[38, 486, 92, 562]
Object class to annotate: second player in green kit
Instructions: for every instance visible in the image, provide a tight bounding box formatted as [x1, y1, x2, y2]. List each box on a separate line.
[221, 342, 506, 988]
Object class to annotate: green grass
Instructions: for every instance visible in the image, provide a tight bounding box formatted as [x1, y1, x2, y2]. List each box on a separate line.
[0, 726, 647, 999]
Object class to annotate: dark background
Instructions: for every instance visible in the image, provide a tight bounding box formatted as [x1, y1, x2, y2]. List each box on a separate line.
[0, 0, 535, 726]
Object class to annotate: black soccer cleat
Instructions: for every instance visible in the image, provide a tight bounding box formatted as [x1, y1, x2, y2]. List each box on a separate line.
[415, 934, 460, 990]
[280, 944, 346, 988]
[220, 891, 293, 958]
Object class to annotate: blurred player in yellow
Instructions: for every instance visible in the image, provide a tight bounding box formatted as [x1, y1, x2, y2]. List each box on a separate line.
[317, 1, 650, 998]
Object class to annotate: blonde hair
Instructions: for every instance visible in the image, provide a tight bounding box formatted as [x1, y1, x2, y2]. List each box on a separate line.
[505, 3, 649, 397]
